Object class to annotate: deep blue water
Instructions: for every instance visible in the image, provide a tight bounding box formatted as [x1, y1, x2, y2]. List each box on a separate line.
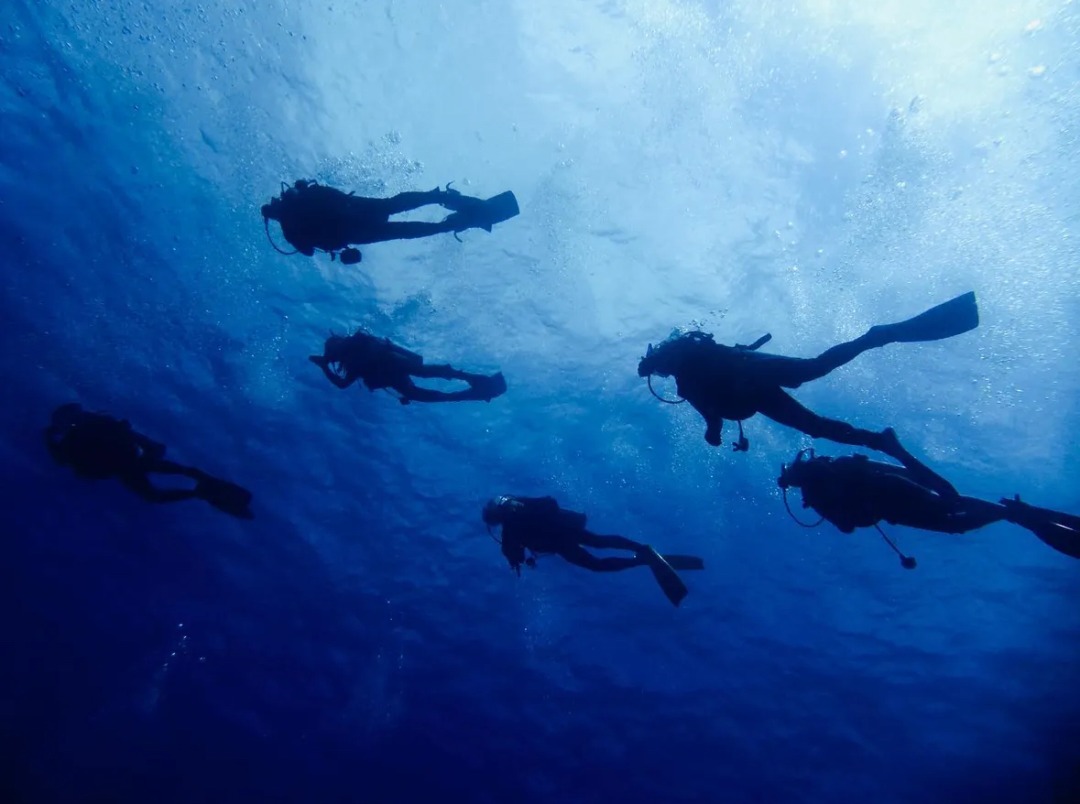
[2, 1, 1079, 802]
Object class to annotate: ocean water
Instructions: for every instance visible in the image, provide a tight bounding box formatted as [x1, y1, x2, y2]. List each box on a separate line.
[2, 1, 1078, 802]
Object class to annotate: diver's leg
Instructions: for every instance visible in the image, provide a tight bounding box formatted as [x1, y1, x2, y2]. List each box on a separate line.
[758, 389, 957, 496]
[895, 494, 1006, 534]
[390, 378, 488, 404]
[556, 544, 644, 572]
[351, 221, 455, 244]
[751, 335, 883, 389]
[406, 366, 507, 402]
[758, 389, 894, 452]
[576, 531, 647, 552]
[147, 458, 208, 481]
[120, 472, 200, 504]
[411, 363, 471, 381]
[368, 189, 446, 216]
[761, 293, 980, 389]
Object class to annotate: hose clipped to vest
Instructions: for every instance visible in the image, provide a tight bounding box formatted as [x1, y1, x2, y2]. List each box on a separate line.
[782, 485, 825, 529]
[647, 374, 685, 404]
[263, 216, 298, 256]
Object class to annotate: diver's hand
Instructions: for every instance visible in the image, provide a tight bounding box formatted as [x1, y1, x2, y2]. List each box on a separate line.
[308, 355, 328, 367]
[705, 425, 722, 447]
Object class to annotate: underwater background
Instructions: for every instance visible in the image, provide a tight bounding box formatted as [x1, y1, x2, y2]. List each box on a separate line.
[2, 1, 1079, 802]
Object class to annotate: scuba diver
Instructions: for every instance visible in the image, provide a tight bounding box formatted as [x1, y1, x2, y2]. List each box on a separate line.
[777, 449, 1080, 568]
[309, 329, 507, 404]
[261, 179, 520, 264]
[45, 403, 253, 519]
[637, 291, 980, 498]
[481, 495, 705, 607]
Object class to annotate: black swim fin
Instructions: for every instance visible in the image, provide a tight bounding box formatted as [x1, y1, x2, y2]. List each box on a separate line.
[467, 372, 508, 402]
[197, 477, 254, 520]
[444, 191, 520, 234]
[638, 546, 689, 607]
[1029, 522, 1080, 559]
[660, 554, 705, 571]
[1001, 497, 1080, 559]
[871, 291, 979, 345]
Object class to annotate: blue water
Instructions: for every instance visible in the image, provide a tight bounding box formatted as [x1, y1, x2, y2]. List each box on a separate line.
[3, 1, 1079, 802]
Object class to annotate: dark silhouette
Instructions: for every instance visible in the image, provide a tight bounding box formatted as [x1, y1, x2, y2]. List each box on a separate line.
[482, 495, 705, 606]
[309, 330, 507, 404]
[261, 179, 519, 263]
[637, 291, 979, 497]
[778, 450, 1080, 567]
[45, 403, 253, 519]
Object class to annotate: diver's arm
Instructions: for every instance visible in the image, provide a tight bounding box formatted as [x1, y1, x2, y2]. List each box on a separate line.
[681, 395, 723, 446]
[322, 364, 354, 389]
[43, 427, 67, 464]
[308, 354, 355, 389]
[501, 529, 527, 575]
[281, 223, 316, 256]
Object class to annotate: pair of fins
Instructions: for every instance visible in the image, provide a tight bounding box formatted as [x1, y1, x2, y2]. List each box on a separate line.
[444, 191, 520, 234]
[467, 372, 508, 402]
[639, 547, 705, 608]
[197, 476, 254, 520]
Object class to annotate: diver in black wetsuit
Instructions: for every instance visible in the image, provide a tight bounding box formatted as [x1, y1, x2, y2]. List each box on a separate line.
[45, 403, 253, 519]
[309, 330, 507, 404]
[261, 180, 518, 264]
[481, 495, 705, 606]
[777, 450, 1080, 566]
[637, 291, 980, 497]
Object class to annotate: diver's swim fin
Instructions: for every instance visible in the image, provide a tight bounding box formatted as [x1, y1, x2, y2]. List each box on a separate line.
[1029, 522, 1080, 559]
[872, 291, 979, 345]
[660, 554, 705, 571]
[467, 371, 507, 402]
[197, 477, 254, 520]
[1001, 496, 1080, 559]
[638, 546, 689, 607]
[444, 191, 520, 233]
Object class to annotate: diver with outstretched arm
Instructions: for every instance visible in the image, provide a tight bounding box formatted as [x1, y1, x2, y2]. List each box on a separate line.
[637, 291, 980, 498]
[262, 179, 519, 264]
[776, 449, 1080, 567]
[45, 403, 253, 519]
[309, 329, 507, 404]
[482, 495, 705, 607]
